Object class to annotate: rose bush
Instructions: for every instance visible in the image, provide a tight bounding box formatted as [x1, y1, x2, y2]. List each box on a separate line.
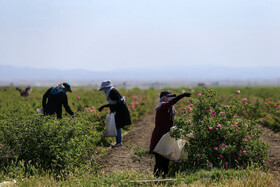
[170, 88, 269, 171]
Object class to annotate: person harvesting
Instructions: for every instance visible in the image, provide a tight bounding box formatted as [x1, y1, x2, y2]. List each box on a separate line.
[98, 80, 131, 148]
[42, 82, 74, 119]
[150, 90, 191, 178]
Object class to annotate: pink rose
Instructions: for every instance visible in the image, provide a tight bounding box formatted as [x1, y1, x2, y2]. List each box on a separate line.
[209, 127, 213, 130]
[244, 139, 247, 143]
[243, 98, 247, 102]
[219, 155, 224, 159]
[254, 134, 257, 137]
[225, 162, 228, 169]
[189, 107, 193, 111]
[214, 147, 218, 150]
[237, 90, 240, 94]
[198, 93, 202, 97]
[243, 150, 246, 154]
[217, 124, 221, 128]
[209, 162, 213, 166]
[212, 111, 216, 116]
[77, 96, 80, 100]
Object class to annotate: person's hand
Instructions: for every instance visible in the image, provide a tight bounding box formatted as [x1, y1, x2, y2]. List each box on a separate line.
[98, 106, 104, 112]
[183, 92, 192, 97]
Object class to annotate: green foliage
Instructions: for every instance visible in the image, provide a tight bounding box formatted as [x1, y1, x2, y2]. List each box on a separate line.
[170, 88, 269, 171]
[0, 87, 157, 177]
[0, 115, 107, 176]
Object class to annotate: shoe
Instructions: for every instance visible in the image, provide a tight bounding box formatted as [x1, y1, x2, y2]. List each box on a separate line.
[111, 142, 122, 148]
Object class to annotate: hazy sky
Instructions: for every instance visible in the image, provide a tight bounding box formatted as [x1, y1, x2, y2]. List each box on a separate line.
[0, 0, 279, 71]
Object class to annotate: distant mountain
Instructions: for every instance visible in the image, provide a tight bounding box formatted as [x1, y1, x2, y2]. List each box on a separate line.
[0, 64, 279, 82]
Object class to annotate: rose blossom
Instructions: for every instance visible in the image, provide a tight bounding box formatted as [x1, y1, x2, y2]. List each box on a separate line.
[225, 162, 228, 169]
[237, 90, 240, 94]
[217, 124, 221, 128]
[198, 93, 202, 97]
[243, 98, 247, 102]
[209, 127, 213, 130]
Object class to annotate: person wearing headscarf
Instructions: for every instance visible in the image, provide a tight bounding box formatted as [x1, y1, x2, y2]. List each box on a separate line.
[42, 82, 74, 119]
[150, 90, 191, 178]
[98, 80, 131, 148]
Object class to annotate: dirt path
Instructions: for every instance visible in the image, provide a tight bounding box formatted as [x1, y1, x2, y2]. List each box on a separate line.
[99, 110, 155, 175]
[99, 111, 280, 182]
[260, 126, 280, 183]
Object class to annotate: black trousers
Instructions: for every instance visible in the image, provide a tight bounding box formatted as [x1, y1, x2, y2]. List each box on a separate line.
[154, 153, 170, 178]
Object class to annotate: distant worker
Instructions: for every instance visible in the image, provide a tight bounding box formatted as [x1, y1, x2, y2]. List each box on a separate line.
[98, 80, 132, 148]
[150, 90, 191, 178]
[16, 86, 32, 97]
[42, 82, 74, 119]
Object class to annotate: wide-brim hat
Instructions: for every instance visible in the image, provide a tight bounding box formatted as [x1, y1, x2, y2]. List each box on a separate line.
[98, 80, 113, 91]
[160, 90, 176, 98]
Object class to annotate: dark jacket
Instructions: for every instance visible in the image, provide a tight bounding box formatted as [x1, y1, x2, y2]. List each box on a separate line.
[150, 94, 188, 152]
[102, 88, 131, 128]
[42, 87, 74, 119]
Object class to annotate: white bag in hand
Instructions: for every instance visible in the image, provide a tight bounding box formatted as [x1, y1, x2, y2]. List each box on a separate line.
[104, 113, 117, 137]
[153, 132, 188, 162]
[36, 108, 44, 114]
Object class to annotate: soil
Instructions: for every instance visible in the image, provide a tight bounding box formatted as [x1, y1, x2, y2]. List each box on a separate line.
[99, 110, 155, 175]
[99, 110, 280, 183]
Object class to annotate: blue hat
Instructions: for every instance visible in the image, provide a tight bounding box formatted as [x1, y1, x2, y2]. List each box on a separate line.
[98, 80, 113, 91]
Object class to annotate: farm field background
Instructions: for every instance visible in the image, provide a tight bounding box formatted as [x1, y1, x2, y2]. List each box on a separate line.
[0, 86, 279, 186]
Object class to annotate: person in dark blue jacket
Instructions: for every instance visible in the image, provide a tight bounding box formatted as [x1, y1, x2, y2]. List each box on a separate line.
[42, 82, 74, 119]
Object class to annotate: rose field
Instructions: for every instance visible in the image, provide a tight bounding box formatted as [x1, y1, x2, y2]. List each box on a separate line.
[0, 86, 279, 186]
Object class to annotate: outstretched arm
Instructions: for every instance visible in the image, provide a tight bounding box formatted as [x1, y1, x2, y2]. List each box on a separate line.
[160, 93, 191, 110]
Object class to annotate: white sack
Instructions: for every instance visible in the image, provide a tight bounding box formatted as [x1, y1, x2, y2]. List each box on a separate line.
[104, 113, 117, 137]
[153, 132, 189, 162]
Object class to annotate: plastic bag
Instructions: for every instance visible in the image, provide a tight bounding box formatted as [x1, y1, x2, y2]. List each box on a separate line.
[36, 108, 44, 114]
[153, 132, 189, 162]
[104, 112, 117, 137]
